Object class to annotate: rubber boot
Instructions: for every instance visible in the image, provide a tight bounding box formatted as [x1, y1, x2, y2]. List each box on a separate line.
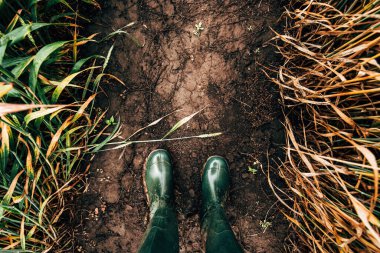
[201, 156, 244, 253]
[138, 149, 179, 253]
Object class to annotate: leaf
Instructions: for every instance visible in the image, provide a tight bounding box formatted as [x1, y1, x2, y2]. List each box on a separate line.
[46, 116, 73, 157]
[11, 56, 35, 78]
[196, 132, 222, 138]
[0, 103, 60, 116]
[29, 40, 69, 91]
[24, 105, 66, 125]
[51, 67, 99, 103]
[2, 56, 30, 68]
[103, 44, 114, 72]
[18, 137, 34, 178]
[5, 10, 22, 33]
[350, 196, 380, 247]
[162, 109, 204, 139]
[0, 84, 13, 98]
[0, 121, 10, 172]
[2, 170, 23, 204]
[26, 225, 37, 240]
[70, 55, 104, 74]
[72, 93, 96, 123]
[248, 166, 258, 175]
[20, 216, 26, 250]
[0, 23, 50, 64]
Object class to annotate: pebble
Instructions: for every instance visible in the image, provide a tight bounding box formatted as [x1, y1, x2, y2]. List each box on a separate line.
[189, 189, 195, 198]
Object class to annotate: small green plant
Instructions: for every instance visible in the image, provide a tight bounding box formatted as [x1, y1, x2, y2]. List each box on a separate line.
[248, 160, 262, 175]
[248, 166, 257, 175]
[259, 220, 272, 233]
[106, 116, 117, 126]
[193, 22, 204, 37]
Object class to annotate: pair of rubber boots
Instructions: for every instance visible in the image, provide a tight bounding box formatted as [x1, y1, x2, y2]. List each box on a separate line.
[138, 149, 244, 253]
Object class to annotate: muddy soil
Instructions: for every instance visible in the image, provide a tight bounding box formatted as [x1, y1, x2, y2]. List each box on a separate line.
[75, 0, 289, 252]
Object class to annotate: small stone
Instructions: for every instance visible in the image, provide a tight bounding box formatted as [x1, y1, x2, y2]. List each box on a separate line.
[189, 189, 195, 198]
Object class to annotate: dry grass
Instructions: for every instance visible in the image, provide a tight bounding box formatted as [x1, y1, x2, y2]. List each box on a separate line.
[272, 0, 380, 252]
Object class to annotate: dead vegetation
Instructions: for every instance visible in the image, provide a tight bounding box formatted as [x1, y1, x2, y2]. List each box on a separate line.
[272, 0, 380, 252]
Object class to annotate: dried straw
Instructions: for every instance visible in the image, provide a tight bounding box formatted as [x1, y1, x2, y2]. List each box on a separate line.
[272, 0, 380, 252]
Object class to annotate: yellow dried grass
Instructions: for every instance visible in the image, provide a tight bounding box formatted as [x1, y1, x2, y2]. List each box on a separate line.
[273, 0, 380, 252]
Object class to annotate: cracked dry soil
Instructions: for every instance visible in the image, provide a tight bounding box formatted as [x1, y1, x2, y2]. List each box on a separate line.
[74, 0, 290, 252]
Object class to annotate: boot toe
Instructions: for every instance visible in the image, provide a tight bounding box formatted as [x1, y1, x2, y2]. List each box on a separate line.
[202, 156, 230, 209]
[204, 156, 229, 174]
[144, 149, 174, 206]
[146, 149, 171, 167]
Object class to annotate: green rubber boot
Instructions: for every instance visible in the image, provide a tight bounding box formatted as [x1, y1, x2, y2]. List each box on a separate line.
[138, 149, 179, 253]
[201, 156, 244, 253]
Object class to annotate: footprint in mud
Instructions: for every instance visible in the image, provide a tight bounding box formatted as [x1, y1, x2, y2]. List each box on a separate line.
[75, 0, 290, 252]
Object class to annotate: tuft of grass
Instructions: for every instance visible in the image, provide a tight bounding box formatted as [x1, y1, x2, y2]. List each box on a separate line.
[272, 0, 380, 252]
[0, 0, 120, 251]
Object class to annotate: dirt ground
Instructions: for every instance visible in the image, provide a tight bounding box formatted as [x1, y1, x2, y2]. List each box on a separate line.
[74, 0, 290, 252]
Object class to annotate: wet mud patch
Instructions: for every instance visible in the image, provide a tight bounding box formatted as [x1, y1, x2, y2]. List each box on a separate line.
[75, 0, 289, 252]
